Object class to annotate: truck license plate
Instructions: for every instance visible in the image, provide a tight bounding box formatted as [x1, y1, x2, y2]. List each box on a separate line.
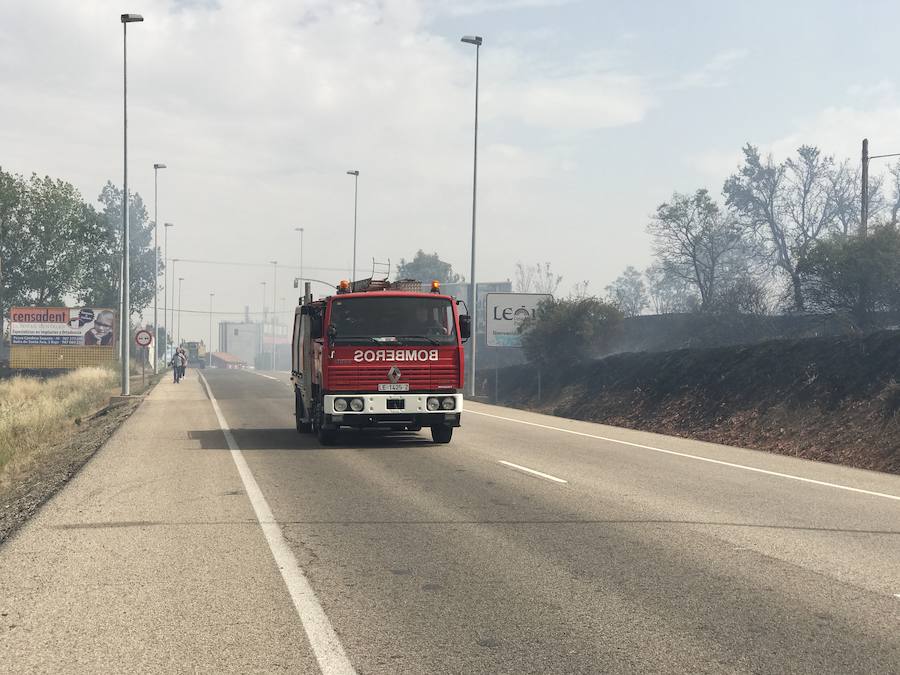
[378, 383, 409, 392]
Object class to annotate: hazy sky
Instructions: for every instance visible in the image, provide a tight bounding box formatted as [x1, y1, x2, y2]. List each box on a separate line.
[2, 0, 900, 345]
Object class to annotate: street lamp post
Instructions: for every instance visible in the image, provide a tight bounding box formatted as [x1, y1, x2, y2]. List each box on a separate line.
[861, 138, 900, 237]
[347, 170, 359, 281]
[120, 12, 144, 396]
[177, 276, 184, 347]
[209, 292, 215, 367]
[152, 162, 166, 373]
[270, 261, 278, 370]
[163, 223, 173, 362]
[170, 257, 179, 350]
[294, 226, 304, 288]
[461, 34, 483, 398]
[260, 281, 267, 368]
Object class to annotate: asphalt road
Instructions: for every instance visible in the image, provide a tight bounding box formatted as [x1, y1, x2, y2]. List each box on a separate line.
[2, 368, 899, 673]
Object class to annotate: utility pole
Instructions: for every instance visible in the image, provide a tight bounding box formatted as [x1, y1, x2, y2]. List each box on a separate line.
[861, 138, 869, 238]
[347, 170, 359, 281]
[461, 35, 483, 398]
[177, 276, 184, 347]
[208, 292, 214, 367]
[861, 138, 900, 238]
[120, 13, 144, 395]
[270, 261, 277, 370]
[152, 163, 166, 373]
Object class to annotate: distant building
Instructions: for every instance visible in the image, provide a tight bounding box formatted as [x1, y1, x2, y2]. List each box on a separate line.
[218, 322, 262, 367]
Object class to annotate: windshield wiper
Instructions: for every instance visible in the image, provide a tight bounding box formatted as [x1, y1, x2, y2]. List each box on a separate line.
[394, 334, 442, 345]
[332, 335, 379, 343]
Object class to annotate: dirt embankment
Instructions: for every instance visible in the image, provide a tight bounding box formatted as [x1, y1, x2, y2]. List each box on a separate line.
[492, 330, 900, 474]
[0, 371, 159, 543]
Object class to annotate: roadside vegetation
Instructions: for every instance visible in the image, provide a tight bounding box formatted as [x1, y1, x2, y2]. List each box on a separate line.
[0, 367, 116, 486]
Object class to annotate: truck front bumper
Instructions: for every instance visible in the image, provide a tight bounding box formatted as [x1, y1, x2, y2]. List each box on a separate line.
[323, 393, 462, 429]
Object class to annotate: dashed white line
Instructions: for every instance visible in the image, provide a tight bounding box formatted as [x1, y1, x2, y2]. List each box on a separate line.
[498, 460, 568, 484]
[199, 372, 356, 675]
[469, 409, 900, 503]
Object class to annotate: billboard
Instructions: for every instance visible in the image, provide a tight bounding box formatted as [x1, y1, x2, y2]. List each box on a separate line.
[485, 293, 551, 347]
[10, 307, 117, 346]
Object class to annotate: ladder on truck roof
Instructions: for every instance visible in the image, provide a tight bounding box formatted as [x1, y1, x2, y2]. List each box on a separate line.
[347, 258, 424, 294]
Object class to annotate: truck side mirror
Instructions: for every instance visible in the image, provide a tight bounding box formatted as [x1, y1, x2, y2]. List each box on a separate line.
[459, 315, 471, 341]
[327, 324, 337, 341]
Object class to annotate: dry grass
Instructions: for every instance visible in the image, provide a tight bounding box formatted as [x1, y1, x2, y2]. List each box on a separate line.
[0, 367, 116, 484]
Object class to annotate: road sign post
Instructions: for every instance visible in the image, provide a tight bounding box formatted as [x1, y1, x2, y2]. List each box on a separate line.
[134, 330, 153, 390]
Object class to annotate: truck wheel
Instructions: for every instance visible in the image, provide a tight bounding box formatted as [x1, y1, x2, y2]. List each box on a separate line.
[431, 424, 453, 444]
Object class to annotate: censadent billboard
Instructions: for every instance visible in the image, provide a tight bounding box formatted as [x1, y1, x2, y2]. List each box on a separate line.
[485, 293, 552, 347]
[10, 307, 117, 346]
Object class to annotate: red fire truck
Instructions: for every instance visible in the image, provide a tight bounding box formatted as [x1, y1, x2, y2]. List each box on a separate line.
[291, 278, 471, 445]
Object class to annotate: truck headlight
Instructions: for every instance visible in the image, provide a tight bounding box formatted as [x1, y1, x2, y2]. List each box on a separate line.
[426, 397, 440, 411]
[334, 398, 348, 412]
[350, 398, 364, 412]
[441, 397, 455, 410]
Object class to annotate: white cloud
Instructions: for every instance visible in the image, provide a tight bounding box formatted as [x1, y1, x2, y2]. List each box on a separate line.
[671, 48, 749, 90]
[686, 83, 900, 191]
[0, 0, 655, 338]
[428, 0, 574, 17]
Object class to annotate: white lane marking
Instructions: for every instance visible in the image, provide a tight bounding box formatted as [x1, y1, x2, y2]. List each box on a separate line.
[247, 370, 293, 387]
[498, 460, 568, 484]
[199, 372, 356, 675]
[469, 410, 900, 503]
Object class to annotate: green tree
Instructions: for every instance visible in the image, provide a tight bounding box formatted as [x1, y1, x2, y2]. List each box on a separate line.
[0, 172, 100, 308]
[520, 297, 623, 367]
[79, 181, 159, 316]
[799, 225, 900, 328]
[395, 250, 462, 283]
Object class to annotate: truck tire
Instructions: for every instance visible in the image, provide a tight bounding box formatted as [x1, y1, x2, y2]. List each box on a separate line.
[295, 388, 312, 433]
[313, 397, 338, 445]
[431, 424, 453, 444]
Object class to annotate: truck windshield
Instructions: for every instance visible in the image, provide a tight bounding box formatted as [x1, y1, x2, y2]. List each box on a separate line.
[329, 296, 457, 345]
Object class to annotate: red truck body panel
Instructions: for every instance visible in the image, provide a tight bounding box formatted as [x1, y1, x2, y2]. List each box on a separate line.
[320, 291, 465, 394]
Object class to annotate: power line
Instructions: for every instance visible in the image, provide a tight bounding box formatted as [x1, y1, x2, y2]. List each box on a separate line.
[164, 257, 348, 274]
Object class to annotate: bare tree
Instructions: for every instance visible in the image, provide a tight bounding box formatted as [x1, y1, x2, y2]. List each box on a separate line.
[887, 161, 900, 227]
[648, 189, 744, 311]
[645, 263, 699, 314]
[724, 144, 847, 311]
[515, 261, 562, 295]
[569, 280, 591, 300]
[605, 266, 647, 317]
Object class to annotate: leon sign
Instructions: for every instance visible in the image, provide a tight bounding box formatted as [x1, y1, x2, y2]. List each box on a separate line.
[485, 293, 551, 347]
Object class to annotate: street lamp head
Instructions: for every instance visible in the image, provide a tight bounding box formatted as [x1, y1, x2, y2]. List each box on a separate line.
[154, 163, 167, 169]
[164, 222, 174, 228]
[121, 13, 144, 23]
[347, 170, 359, 176]
[461, 35, 483, 46]
[295, 226, 303, 232]
[178, 276, 184, 281]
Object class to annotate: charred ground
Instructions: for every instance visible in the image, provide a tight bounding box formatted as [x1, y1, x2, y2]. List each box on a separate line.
[490, 330, 900, 474]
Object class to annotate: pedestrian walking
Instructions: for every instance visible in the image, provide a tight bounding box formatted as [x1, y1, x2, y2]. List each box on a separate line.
[170, 350, 182, 383]
[178, 348, 188, 381]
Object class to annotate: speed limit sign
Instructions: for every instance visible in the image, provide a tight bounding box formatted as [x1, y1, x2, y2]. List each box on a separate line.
[135, 329, 153, 347]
